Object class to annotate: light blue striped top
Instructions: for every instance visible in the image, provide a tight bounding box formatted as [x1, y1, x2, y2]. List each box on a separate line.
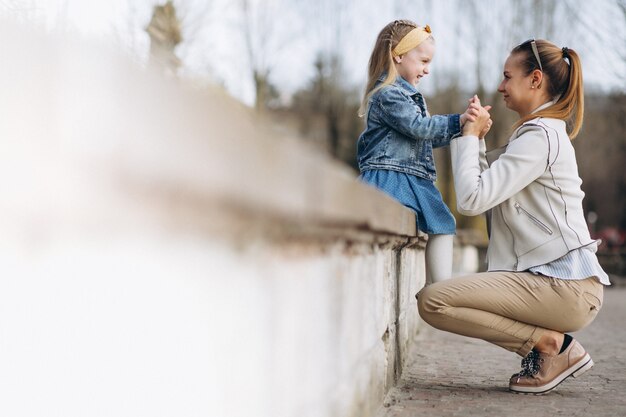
[529, 242, 611, 285]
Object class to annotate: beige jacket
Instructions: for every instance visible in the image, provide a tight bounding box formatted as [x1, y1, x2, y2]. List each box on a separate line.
[451, 113, 594, 271]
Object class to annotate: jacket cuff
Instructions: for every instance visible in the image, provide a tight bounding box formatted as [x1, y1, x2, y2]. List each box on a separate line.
[449, 114, 462, 139]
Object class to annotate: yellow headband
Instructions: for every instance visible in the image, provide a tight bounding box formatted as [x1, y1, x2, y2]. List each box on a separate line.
[392, 25, 432, 57]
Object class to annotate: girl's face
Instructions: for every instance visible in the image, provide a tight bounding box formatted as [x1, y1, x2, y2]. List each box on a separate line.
[497, 53, 539, 116]
[394, 40, 435, 86]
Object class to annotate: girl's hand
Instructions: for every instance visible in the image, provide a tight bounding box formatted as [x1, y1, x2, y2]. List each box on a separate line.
[460, 97, 482, 126]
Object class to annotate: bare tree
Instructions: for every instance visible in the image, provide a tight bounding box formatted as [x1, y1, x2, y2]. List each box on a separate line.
[240, 0, 270, 110]
[290, 53, 361, 164]
[288, 0, 361, 159]
[239, 0, 299, 110]
[0, 0, 43, 24]
[619, 0, 626, 76]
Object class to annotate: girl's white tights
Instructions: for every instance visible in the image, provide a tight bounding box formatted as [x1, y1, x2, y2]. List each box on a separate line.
[425, 234, 454, 283]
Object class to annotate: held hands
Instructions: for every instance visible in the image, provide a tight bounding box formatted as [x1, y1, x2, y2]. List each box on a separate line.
[461, 95, 492, 139]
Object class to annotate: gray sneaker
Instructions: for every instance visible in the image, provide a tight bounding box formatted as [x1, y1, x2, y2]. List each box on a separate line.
[509, 339, 593, 394]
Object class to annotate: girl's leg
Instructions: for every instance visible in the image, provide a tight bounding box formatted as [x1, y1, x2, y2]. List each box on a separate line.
[425, 234, 453, 283]
[417, 271, 602, 357]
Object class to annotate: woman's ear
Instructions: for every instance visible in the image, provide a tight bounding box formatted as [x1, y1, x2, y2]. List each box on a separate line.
[532, 69, 544, 89]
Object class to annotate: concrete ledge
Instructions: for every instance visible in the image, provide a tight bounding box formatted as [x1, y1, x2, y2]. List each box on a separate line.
[0, 22, 426, 417]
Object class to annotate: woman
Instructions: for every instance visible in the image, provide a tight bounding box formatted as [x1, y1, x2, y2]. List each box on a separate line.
[417, 39, 611, 395]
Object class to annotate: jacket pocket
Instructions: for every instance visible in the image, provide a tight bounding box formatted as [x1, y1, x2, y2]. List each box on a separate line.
[514, 202, 553, 235]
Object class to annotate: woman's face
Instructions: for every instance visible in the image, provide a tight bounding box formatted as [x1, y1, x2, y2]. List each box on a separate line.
[394, 40, 435, 86]
[497, 53, 536, 116]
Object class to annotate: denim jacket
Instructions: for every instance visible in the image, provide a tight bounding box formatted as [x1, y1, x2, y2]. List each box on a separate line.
[357, 76, 461, 181]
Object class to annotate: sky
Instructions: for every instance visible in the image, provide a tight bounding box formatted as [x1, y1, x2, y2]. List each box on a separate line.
[1, 0, 625, 106]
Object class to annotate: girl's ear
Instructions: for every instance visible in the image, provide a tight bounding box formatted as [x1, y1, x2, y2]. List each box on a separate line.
[394, 55, 402, 64]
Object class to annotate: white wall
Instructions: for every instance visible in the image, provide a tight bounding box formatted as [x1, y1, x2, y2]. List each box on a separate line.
[0, 21, 426, 417]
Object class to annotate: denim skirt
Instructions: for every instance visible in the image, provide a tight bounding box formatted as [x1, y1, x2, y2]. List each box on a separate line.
[359, 169, 456, 235]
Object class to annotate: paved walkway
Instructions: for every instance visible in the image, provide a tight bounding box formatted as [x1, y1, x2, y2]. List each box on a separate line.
[377, 286, 626, 417]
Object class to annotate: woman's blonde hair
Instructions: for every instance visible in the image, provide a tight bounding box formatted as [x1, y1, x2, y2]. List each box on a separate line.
[358, 19, 427, 117]
[511, 39, 584, 139]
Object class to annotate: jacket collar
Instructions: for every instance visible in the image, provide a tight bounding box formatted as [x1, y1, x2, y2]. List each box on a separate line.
[531, 99, 557, 114]
[515, 98, 566, 137]
[377, 74, 420, 96]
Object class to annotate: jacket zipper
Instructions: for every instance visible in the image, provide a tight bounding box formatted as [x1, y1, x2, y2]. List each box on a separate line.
[514, 202, 553, 235]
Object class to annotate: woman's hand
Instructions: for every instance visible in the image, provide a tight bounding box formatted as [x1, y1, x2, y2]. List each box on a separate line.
[463, 95, 491, 137]
[479, 119, 493, 139]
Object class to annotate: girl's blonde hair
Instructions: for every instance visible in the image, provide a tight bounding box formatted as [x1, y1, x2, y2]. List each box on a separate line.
[358, 20, 428, 117]
[511, 39, 584, 139]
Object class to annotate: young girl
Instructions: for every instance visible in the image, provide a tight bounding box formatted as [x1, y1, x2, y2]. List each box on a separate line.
[357, 19, 484, 283]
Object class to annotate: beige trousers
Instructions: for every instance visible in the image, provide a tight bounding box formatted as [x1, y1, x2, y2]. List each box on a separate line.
[417, 271, 604, 357]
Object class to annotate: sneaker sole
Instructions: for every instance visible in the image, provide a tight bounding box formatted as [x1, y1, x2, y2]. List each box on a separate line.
[509, 353, 593, 395]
